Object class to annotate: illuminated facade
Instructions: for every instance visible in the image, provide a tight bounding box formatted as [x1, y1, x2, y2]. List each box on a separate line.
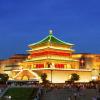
[72, 53, 100, 81]
[0, 54, 28, 79]
[0, 31, 100, 83]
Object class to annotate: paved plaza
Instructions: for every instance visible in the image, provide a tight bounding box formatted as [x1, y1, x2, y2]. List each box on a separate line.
[41, 88, 99, 100]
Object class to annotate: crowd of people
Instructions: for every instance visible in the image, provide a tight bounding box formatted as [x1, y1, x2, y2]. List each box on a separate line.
[0, 81, 100, 100]
[40, 82, 100, 100]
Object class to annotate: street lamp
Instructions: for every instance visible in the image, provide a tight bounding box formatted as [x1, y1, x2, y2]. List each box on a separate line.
[8, 96, 11, 99]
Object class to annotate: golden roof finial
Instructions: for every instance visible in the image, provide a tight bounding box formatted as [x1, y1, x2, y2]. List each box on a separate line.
[49, 30, 53, 35]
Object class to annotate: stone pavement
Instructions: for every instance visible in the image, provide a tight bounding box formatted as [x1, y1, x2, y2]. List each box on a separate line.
[41, 88, 99, 100]
[41, 88, 74, 100]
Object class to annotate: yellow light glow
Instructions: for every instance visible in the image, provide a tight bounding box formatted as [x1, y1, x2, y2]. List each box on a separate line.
[92, 76, 97, 80]
[26, 55, 77, 61]
[27, 46, 74, 52]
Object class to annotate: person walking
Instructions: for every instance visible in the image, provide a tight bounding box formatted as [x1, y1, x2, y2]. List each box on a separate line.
[68, 96, 71, 100]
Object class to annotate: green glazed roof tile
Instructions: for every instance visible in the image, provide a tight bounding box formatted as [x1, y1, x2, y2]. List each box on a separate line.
[29, 33, 74, 46]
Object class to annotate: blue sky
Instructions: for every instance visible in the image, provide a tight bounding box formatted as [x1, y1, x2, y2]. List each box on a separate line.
[0, 0, 100, 59]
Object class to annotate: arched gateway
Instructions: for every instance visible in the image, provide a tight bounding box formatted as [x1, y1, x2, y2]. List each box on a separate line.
[12, 69, 39, 81]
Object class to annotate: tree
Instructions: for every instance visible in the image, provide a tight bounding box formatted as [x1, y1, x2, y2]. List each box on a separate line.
[0, 73, 9, 84]
[70, 73, 80, 82]
[40, 73, 49, 85]
[40, 73, 47, 83]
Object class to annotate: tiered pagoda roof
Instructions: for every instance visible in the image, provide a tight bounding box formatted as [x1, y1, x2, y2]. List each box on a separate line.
[29, 30, 74, 47]
[26, 30, 76, 62]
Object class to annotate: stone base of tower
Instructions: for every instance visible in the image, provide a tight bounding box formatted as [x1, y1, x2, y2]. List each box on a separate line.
[8, 69, 92, 83]
[33, 69, 92, 83]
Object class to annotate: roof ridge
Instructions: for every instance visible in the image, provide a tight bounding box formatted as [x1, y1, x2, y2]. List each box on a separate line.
[51, 35, 74, 45]
[29, 35, 49, 46]
[29, 32, 74, 46]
